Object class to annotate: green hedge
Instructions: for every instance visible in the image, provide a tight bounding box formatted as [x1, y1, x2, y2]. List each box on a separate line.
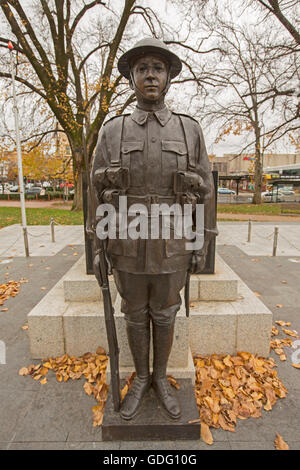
[0, 192, 74, 201]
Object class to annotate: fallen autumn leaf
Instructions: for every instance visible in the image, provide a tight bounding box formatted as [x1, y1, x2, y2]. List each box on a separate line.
[274, 433, 289, 450]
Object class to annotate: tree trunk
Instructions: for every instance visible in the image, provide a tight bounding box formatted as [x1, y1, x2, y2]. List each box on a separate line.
[71, 153, 83, 211]
[252, 130, 262, 204]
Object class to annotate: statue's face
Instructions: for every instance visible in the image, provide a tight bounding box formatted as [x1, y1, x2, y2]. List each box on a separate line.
[131, 54, 169, 102]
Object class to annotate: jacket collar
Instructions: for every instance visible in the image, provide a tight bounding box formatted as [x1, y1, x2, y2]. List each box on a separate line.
[131, 106, 172, 127]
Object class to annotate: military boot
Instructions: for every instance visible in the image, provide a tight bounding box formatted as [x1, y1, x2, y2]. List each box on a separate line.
[152, 322, 181, 419]
[120, 322, 151, 420]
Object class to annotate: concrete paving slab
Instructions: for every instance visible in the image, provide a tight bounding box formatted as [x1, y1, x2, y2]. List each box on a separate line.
[6, 442, 67, 450]
[12, 388, 102, 443]
[217, 221, 300, 257]
[229, 441, 281, 450]
[0, 224, 84, 258]
[0, 389, 38, 443]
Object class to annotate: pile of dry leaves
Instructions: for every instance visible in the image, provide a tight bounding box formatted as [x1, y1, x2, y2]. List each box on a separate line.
[193, 351, 287, 445]
[271, 320, 300, 368]
[0, 278, 28, 311]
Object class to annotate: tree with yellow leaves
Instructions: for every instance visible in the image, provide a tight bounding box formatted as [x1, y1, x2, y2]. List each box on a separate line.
[0, 0, 139, 210]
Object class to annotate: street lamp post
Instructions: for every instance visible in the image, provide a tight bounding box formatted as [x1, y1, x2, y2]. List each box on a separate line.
[8, 41, 29, 257]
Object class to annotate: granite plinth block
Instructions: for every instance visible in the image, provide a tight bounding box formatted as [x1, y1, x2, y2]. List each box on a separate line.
[189, 301, 237, 356]
[102, 379, 200, 441]
[27, 280, 66, 358]
[63, 255, 117, 302]
[190, 254, 239, 302]
[234, 283, 273, 356]
[189, 282, 272, 357]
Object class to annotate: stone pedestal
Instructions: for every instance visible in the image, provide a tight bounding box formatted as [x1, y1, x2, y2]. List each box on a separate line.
[28, 254, 272, 376]
[102, 379, 200, 441]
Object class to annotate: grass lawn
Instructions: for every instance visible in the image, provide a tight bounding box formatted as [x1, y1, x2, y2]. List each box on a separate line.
[1, 204, 300, 228]
[218, 203, 300, 215]
[0, 207, 83, 227]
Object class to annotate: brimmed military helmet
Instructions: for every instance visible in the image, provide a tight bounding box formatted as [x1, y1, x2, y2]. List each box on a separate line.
[118, 37, 182, 80]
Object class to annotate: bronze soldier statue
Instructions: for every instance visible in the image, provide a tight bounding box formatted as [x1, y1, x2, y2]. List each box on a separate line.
[90, 38, 217, 420]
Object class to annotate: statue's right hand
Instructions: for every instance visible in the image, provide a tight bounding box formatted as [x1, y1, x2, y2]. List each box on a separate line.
[93, 254, 103, 286]
[86, 224, 94, 238]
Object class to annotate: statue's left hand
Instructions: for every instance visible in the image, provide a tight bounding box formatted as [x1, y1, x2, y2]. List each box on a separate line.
[189, 241, 209, 274]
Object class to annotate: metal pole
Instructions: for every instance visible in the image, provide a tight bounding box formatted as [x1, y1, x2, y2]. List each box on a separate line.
[8, 42, 29, 257]
[272, 226, 279, 257]
[50, 218, 55, 243]
[247, 219, 252, 242]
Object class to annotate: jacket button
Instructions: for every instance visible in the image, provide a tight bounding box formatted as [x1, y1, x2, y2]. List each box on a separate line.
[151, 137, 156, 143]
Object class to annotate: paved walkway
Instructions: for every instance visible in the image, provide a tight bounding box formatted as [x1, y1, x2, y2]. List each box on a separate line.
[217, 221, 300, 257]
[0, 225, 84, 258]
[0, 222, 299, 450]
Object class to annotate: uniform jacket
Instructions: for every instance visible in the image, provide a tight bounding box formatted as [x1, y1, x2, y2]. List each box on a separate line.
[91, 105, 217, 274]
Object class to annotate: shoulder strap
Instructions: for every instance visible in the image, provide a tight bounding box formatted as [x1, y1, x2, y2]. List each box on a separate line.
[178, 114, 196, 170]
[105, 115, 125, 166]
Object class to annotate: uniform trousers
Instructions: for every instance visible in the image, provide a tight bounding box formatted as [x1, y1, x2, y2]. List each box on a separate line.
[112, 269, 188, 327]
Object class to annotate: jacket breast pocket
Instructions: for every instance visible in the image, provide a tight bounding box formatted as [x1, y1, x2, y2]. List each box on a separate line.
[121, 141, 144, 187]
[161, 140, 187, 188]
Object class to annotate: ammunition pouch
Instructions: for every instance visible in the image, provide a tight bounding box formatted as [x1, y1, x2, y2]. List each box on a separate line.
[106, 167, 130, 189]
[93, 167, 130, 196]
[174, 171, 205, 195]
[102, 189, 121, 208]
[174, 171, 206, 209]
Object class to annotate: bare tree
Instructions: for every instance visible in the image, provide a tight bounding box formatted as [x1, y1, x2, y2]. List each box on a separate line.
[197, 7, 299, 203]
[253, 0, 300, 45]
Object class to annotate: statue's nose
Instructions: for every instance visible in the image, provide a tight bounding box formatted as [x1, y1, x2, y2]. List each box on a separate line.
[145, 67, 155, 79]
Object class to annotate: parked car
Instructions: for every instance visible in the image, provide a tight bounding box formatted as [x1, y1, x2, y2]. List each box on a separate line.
[261, 191, 284, 202]
[9, 185, 19, 192]
[278, 188, 295, 196]
[218, 187, 236, 195]
[25, 186, 45, 195]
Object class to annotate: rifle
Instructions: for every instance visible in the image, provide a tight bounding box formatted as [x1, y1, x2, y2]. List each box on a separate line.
[82, 127, 121, 412]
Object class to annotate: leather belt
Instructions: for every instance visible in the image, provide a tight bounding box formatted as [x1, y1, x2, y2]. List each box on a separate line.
[127, 195, 175, 207]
